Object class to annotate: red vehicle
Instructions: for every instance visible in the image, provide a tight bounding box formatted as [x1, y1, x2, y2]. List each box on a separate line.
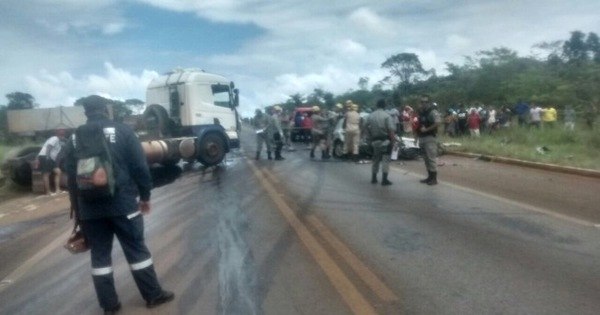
[290, 106, 315, 142]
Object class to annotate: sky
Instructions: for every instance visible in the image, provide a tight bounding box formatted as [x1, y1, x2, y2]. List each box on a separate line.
[1, 0, 599, 116]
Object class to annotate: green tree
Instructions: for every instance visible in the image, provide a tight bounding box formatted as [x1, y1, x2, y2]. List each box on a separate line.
[6, 92, 35, 110]
[0, 105, 7, 140]
[381, 53, 427, 86]
[75, 95, 132, 122]
[586, 32, 600, 63]
[358, 77, 369, 90]
[125, 98, 145, 114]
[286, 93, 305, 107]
[563, 30, 588, 64]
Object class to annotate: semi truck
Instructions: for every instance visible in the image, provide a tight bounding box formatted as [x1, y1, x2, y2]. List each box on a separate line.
[139, 68, 240, 166]
[1, 68, 241, 188]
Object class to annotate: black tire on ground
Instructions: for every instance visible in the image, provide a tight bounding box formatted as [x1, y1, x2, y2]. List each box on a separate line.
[399, 147, 421, 160]
[197, 133, 226, 166]
[332, 140, 344, 158]
[5, 146, 41, 186]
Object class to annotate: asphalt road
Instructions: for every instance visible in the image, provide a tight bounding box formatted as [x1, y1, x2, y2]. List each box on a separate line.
[0, 127, 599, 315]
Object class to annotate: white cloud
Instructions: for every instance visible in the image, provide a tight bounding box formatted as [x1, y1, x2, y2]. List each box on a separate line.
[3, 0, 600, 115]
[348, 7, 395, 38]
[24, 63, 159, 107]
[446, 34, 472, 53]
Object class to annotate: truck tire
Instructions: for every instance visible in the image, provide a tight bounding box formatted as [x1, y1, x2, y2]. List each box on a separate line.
[143, 104, 171, 138]
[3, 146, 41, 186]
[399, 147, 421, 160]
[332, 140, 344, 158]
[197, 133, 226, 166]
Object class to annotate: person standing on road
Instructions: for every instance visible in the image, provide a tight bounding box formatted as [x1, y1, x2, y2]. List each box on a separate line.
[253, 109, 271, 160]
[416, 95, 442, 186]
[344, 103, 362, 162]
[37, 129, 67, 195]
[365, 99, 396, 186]
[268, 106, 285, 160]
[310, 106, 331, 160]
[62, 96, 174, 314]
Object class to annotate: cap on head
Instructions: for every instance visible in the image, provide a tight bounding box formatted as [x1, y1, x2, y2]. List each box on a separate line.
[345, 100, 353, 107]
[312, 105, 321, 112]
[273, 105, 282, 112]
[81, 95, 108, 116]
[335, 103, 343, 109]
[351, 104, 359, 111]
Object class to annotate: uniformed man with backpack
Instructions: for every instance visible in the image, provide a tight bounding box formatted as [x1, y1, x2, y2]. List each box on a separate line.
[62, 95, 173, 314]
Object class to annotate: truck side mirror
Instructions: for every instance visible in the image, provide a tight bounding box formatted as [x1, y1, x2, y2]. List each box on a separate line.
[233, 88, 240, 107]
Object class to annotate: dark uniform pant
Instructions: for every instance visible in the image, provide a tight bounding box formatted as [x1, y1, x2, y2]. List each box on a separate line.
[82, 213, 162, 309]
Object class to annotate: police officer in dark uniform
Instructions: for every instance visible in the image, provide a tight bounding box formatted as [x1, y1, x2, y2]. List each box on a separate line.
[63, 96, 174, 314]
[416, 95, 442, 185]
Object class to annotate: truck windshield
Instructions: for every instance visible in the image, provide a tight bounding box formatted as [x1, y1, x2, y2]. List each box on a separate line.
[212, 84, 231, 108]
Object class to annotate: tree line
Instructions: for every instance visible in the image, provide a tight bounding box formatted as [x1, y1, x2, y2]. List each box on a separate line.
[272, 30, 600, 115]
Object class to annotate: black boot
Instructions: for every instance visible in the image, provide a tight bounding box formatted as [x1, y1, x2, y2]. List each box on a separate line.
[323, 149, 331, 160]
[310, 149, 315, 159]
[267, 151, 272, 160]
[420, 171, 432, 184]
[427, 172, 438, 185]
[256, 152, 260, 160]
[381, 173, 392, 186]
[275, 151, 285, 160]
[371, 173, 378, 184]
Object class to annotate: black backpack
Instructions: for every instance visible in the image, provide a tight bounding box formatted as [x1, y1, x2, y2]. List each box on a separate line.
[74, 122, 116, 202]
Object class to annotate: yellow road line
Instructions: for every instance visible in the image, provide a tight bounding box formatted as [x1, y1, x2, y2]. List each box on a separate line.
[247, 160, 378, 315]
[306, 214, 399, 302]
[262, 168, 281, 184]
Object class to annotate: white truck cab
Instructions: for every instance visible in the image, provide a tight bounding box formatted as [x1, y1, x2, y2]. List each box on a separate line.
[142, 68, 240, 166]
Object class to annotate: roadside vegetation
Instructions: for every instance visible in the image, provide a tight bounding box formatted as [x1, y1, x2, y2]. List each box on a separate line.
[439, 124, 600, 170]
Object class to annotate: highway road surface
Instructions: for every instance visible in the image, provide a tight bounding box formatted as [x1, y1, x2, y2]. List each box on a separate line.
[1, 127, 599, 315]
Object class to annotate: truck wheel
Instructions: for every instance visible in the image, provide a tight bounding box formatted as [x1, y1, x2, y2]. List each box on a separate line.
[3, 146, 41, 186]
[197, 133, 226, 166]
[399, 147, 421, 160]
[143, 104, 171, 138]
[332, 140, 344, 158]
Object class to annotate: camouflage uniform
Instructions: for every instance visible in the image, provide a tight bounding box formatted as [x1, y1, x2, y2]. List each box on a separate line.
[267, 112, 284, 160]
[365, 108, 396, 185]
[311, 111, 331, 159]
[253, 111, 272, 160]
[417, 103, 442, 185]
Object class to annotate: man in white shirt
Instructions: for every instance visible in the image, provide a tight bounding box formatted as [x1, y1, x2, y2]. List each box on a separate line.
[530, 104, 542, 129]
[37, 129, 66, 195]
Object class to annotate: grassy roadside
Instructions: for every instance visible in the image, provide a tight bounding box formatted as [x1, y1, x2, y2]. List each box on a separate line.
[439, 126, 600, 170]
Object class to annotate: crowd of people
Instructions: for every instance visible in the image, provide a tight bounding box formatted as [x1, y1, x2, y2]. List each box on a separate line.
[434, 101, 597, 137]
[253, 95, 443, 186]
